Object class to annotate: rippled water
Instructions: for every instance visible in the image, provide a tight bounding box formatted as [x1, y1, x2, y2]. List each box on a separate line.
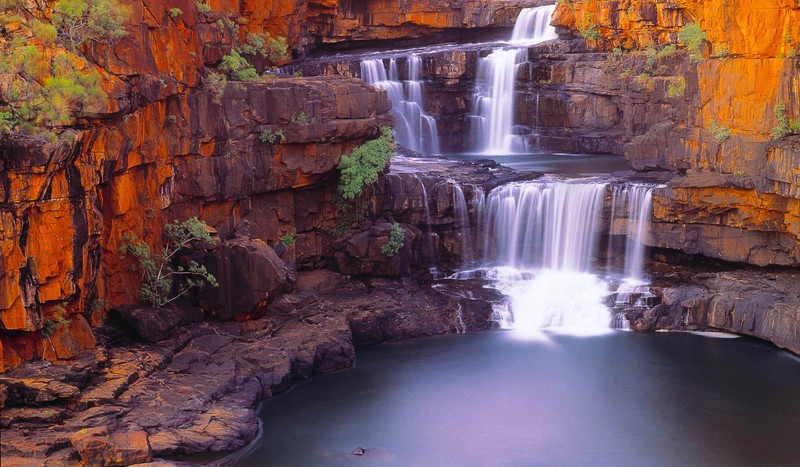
[220, 331, 800, 466]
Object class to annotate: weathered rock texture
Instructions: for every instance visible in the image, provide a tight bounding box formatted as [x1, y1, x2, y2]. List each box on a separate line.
[545, 1, 800, 266]
[626, 267, 800, 355]
[0, 277, 499, 463]
[0, 77, 391, 370]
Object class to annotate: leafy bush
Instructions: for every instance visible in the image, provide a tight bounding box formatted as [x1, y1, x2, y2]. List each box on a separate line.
[291, 111, 313, 123]
[678, 23, 706, 60]
[381, 223, 405, 257]
[119, 218, 219, 307]
[259, 129, 285, 144]
[237, 33, 289, 66]
[218, 51, 259, 81]
[667, 77, 686, 97]
[205, 72, 227, 105]
[195, 1, 211, 13]
[337, 126, 396, 200]
[772, 103, 800, 139]
[636, 72, 655, 92]
[168, 7, 182, 17]
[53, 0, 130, 51]
[0, 0, 129, 134]
[280, 229, 297, 246]
[709, 120, 731, 143]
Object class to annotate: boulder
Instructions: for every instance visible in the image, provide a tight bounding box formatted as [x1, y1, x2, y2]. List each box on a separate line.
[112, 305, 202, 343]
[200, 238, 295, 321]
[70, 426, 152, 467]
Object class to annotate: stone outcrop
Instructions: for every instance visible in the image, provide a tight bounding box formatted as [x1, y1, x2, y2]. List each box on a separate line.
[0, 276, 497, 463]
[0, 76, 391, 370]
[626, 267, 800, 354]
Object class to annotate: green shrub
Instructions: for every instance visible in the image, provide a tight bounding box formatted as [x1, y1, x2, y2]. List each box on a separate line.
[195, 1, 211, 13]
[381, 223, 405, 257]
[291, 111, 314, 123]
[41, 319, 58, 338]
[259, 129, 285, 144]
[678, 23, 706, 60]
[237, 33, 289, 66]
[636, 72, 654, 92]
[337, 126, 396, 200]
[168, 7, 182, 17]
[772, 103, 800, 139]
[667, 77, 686, 97]
[53, 0, 130, 51]
[607, 47, 624, 63]
[0, 0, 129, 134]
[279, 229, 297, 246]
[709, 120, 731, 143]
[119, 217, 219, 307]
[218, 51, 259, 81]
[205, 72, 227, 105]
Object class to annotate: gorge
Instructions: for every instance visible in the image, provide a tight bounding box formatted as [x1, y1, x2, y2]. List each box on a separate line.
[1, 0, 800, 465]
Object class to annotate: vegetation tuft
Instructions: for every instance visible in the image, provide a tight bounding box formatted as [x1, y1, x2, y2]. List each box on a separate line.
[119, 218, 219, 307]
[381, 223, 405, 257]
[678, 23, 706, 60]
[337, 126, 396, 200]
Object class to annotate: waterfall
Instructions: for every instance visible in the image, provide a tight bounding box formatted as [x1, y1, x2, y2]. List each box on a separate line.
[452, 182, 473, 261]
[469, 5, 557, 154]
[609, 184, 658, 310]
[483, 181, 606, 271]
[415, 174, 440, 276]
[360, 55, 440, 155]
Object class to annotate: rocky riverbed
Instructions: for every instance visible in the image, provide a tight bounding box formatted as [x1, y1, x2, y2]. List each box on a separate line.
[0, 272, 501, 466]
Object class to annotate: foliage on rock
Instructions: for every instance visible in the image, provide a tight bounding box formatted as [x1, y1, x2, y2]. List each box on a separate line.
[381, 223, 405, 257]
[337, 126, 396, 200]
[678, 23, 706, 60]
[0, 0, 129, 136]
[119, 218, 219, 307]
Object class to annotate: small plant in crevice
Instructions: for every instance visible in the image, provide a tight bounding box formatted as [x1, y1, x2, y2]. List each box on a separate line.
[678, 23, 706, 60]
[709, 120, 731, 143]
[259, 129, 285, 144]
[291, 111, 314, 124]
[205, 72, 227, 105]
[381, 223, 405, 257]
[772, 103, 800, 140]
[168, 7, 182, 17]
[119, 217, 219, 307]
[40, 302, 72, 338]
[195, 1, 211, 13]
[667, 77, 686, 97]
[279, 228, 297, 246]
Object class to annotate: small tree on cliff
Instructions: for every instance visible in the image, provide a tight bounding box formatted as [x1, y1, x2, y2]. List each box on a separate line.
[120, 218, 219, 307]
[0, 0, 130, 137]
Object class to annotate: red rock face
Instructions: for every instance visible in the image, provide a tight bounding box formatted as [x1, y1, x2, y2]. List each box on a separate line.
[0, 76, 391, 370]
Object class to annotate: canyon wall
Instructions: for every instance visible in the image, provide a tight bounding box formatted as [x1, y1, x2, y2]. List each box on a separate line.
[546, 0, 800, 265]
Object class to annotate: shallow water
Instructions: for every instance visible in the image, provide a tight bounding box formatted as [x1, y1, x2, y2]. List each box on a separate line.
[221, 331, 800, 466]
[445, 152, 632, 177]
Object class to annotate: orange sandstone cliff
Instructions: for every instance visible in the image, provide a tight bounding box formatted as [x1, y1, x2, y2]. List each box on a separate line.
[549, 0, 800, 265]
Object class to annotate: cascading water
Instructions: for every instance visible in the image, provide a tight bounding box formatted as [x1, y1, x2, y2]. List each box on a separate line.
[450, 178, 656, 337]
[360, 56, 441, 155]
[476, 179, 612, 336]
[609, 184, 659, 310]
[469, 5, 557, 154]
[452, 182, 473, 262]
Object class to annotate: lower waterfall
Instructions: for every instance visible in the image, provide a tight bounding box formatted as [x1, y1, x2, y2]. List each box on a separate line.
[454, 179, 657, 337]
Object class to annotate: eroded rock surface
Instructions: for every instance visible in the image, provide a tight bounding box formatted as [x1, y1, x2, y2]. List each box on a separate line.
[0, 277, 499, 464]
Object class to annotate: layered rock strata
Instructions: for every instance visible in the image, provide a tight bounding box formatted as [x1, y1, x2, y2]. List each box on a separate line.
[0, 276, 499, 464]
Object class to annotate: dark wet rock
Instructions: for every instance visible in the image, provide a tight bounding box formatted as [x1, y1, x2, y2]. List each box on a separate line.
[627, 268, 800, 354]
[112, 305, 201, 343]
[295, 270, 347, 294]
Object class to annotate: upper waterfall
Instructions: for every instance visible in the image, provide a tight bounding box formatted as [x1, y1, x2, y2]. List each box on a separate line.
[470, 5, 557, 154]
